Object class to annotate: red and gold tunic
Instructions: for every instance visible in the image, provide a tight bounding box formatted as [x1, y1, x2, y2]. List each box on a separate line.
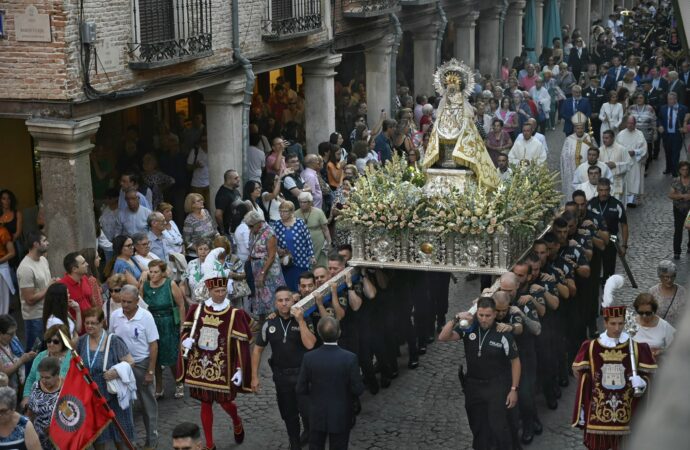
[571, 336, 656, 450]
[177, 300, 253, 402]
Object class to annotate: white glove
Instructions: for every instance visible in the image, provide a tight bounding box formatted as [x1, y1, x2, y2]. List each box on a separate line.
[182, 337, 195, 350]
[231, 368, 243, 387]
[629, 374, 646, 391]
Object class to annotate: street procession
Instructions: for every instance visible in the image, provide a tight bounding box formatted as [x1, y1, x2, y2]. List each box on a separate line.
[0, 0, 689, 449]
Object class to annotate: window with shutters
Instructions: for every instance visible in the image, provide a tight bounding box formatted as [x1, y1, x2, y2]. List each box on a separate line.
[261, 0, 322, 41]
[129, 0, 213, 69]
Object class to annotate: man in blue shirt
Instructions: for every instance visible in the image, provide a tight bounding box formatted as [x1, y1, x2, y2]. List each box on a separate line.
[374, 119, 397, 163]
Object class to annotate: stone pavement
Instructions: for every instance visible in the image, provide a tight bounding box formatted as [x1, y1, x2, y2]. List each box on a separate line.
[145, 128, 688, 449]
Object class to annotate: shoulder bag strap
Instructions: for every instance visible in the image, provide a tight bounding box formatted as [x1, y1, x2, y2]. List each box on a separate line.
[102, 333, 113, 372]
[662, 287, 678, 320]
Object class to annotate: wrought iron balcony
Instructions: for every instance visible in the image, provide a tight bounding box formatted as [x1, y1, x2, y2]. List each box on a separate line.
[262, 0, 323, 41]
[342, 0, 400, 18]
[399, 0, 437, 6]
[128, 0, 213, 69]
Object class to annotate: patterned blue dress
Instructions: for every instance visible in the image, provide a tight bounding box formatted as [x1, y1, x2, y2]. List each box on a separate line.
[272, 218, 314, 291]
[76, 333, 136, 444]
[0, 415, 28, 450]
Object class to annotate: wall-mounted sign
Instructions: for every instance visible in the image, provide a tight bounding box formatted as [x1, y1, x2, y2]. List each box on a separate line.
[96, 42, 120, 73]
[15, 6, 51, 42]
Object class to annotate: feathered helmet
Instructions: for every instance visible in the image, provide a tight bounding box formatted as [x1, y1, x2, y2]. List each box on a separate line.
[192, 248, 231, 302]
[601, 274, 626, 318]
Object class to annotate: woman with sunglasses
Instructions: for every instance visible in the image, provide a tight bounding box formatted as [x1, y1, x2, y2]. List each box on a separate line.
[102, 274, 148, 329]
[20, 325, 70, 408]
[647, 260, 687, 326]
[632, 293, 676, 359]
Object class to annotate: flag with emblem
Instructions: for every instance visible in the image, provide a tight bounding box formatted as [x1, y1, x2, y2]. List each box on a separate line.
[49, 354, 114, 449]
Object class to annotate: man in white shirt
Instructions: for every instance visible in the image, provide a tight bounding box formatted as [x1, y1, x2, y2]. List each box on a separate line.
[615, 116, 648, 207]
[117, 188, 153, 236]
[110, 285, 159, 449]
[514, 118, 549, 154]
[246, 133, 266, 183]
[573, 147, 614, 186]
[187, 134, 210, 203]
[508, 123, 547, 166]
[497, 153, 513, 181]
[574, 166, 602, 200]
[599, 130, 633, 200]
[16, 231, 54, 363]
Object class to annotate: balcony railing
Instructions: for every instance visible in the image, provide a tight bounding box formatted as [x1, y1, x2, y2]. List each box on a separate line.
[342, 0, 400, 18]
[129, 0, 213, 69]
[400, 0, 437, 5]
[262, 0, 323, 41]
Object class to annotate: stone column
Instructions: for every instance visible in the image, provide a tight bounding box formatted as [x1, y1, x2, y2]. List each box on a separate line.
[302, 53, 342, 153]
[478, 6, 506, 77]
[413, 29, 438, 97]
[535, 0, 545, 57]
[454, 12, 479, 69]
[602, 0, 614, 18]
[576, 0, 591, 46]
[201, 78, 246, 211]
[365, 35, 396, 128]
[25, 117, 100, 273]
[592, 0, 603, 21]
[504, 1, 525, 64]
[562, 0, 576, 32]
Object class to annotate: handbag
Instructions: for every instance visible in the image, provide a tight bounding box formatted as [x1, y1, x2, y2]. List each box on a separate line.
[280, 251, 294, 268]
[102, 334, 118, 395]
[229, 259, 251, 299]
[167, 280, 180, 327]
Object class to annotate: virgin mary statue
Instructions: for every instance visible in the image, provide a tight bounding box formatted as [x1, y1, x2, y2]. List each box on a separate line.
[422, 59, 499, 189]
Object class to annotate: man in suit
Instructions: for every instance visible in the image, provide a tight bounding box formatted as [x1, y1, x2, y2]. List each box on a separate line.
[568, 38, 589, 81]
[296, 316, 364, 450]
[680, 60, 690, 108]
[650, 68, 669, 93]
[583, 75, 607, 140]
[608, 55, 628, 83]
[657, 92, 689, 177]
[561, 85, 592, 136]
[667, 71, 686, 105]
[598, 63, 616, 93]
[643, 79, 666, 160]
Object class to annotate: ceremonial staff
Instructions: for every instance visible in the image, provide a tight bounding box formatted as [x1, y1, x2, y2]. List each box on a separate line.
[183, 304, 203, 359]
[624, 308, 645, 397]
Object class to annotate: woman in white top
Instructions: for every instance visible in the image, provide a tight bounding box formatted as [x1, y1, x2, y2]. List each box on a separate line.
[131, 232, 160, 269]
[157, 202, 184, 254]
[617, 70, 638, 95]
[42, 284, 79, 341]
[242, 180, 265, 221]
[233, 204, 251, 263]
[599, 90, 624, 142]
[542, 56, 560, 77]
[632, 293, 675, 359]
[102, 274, 148, 329]
[261, 173, 284, 223]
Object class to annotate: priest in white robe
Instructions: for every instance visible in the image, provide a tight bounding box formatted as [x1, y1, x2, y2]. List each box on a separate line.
[599, 130, 634, 201]
[508, 123, 547, 165]
[615, 116, 648, 207]
[572, 147, 614, 186]
[574, 165, 603, 200]
[560, 112, 598, 201]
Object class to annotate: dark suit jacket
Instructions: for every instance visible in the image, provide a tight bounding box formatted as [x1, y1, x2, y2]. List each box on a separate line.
[650, 77, 669, 92]
[598, 74, 617, 93]
[568, 48, 589, 77]
[608, 66, 629, 83]
[644, 87, 665, 116]
[296, 344, 365, 434]
[560, 97, 592, 135]
[668, 80, 686, 105]
[658, 104, 689, 134]
[583, 86, 607, 114]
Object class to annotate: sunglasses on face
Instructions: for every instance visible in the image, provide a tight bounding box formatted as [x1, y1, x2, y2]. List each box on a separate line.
[47, 339, 62, 345]
[111, 288, 122, 293]
[636, 310, 654, 317]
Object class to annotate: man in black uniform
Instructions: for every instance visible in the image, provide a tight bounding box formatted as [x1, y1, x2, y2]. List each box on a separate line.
[439, 297, 521, 450]
[642, 79, 665, 161]
[587, 178, 628, 283]
[251, 287, 317, 449]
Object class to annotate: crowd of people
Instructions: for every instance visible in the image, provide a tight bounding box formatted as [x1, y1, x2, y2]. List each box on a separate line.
[0, 1, 687, 449]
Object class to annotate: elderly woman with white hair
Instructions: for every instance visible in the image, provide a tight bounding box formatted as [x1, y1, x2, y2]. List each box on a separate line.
[246, 211, 285, 320]
[648, 260, 687, 326]
[295, 191, 330, 268]
[0, 386, 41, 449]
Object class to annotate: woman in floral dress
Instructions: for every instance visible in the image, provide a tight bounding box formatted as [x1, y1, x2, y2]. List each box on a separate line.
[246, 212, 285, 320]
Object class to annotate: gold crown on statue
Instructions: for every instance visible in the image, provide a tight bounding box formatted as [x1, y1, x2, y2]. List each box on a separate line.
[601, 349, 627, 362]
[201, 315, 223, 327]
[433, 58, 474, 97]
[204, 276, 228, 290]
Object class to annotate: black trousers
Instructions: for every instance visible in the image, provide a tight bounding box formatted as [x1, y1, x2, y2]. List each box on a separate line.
[411, 273, 433, 348]
[464, 377, 513, 450]
[673, 207, 690, 255]
[663, 132, 683, 176]
[274, 371, 309, 440]
[585, 252, 602, 335]
[372, 297, 398, 377]
[430, 272, 450, 327]
[517, 341, 538, 433]
[537, 314, 559, 403]
[602, 241, 617, 283]
[309, 429, 349, 450]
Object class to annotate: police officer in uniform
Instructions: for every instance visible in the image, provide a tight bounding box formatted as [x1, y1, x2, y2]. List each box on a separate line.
[587, 178, 628, 283]
[251, 287, 317, 449]
[439, 297, 521, 450]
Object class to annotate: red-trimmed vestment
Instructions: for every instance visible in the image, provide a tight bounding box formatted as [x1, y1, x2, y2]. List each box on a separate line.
[571, 337, 656, 450]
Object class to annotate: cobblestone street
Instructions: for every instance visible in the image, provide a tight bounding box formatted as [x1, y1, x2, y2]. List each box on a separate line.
[147, 128, 688, 449]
